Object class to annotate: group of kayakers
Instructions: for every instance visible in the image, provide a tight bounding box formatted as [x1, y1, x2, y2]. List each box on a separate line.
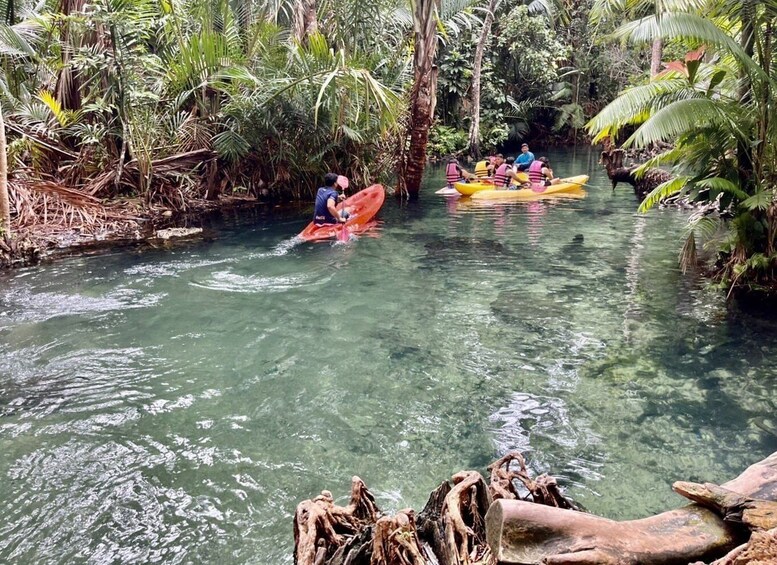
[445, 143, 561, 191]
[312, 143, 564, 226]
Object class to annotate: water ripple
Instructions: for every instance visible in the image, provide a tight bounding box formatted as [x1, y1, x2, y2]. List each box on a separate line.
[0, 288, 165, 325]
[190, 269, 333, 293]
[489, 391, 605, 489]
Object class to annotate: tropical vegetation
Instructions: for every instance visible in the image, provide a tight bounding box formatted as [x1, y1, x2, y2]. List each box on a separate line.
[587, 0, 777, 296]
[0, 0, 641, 241]
[3, 0, 776, 296]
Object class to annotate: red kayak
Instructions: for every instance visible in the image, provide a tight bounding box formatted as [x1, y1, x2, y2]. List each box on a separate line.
[299, 184, 385, 242]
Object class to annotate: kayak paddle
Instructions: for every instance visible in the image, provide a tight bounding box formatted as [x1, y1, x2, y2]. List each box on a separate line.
[338, 218, 349, 242]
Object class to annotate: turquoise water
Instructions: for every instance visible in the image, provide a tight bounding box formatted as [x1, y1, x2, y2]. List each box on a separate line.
[1, 148, 776, 564]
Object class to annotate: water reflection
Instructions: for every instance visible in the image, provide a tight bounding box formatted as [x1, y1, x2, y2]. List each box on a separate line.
[526, 200, 546, 247]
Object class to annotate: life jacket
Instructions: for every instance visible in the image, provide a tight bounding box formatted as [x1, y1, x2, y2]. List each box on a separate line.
[445, 162, 461, 186]
[493, 163, 509, 187]
[528, 160, 545, 185]
[474, 160, 490, 178]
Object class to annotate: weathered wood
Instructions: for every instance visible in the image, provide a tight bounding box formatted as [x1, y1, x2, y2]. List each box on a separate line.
[417, 481, 454, 565]
[487, 499, 737, 565]
[739, 501, 777, 531]
[486, 451, 777, 565]
[294, 476, 381, 565]
[370, 510, 426, 565]
[487, 452, 580, 510]
[674, 481, 777, 532]
[702, 528, 777, 565]
[442, 471, 492, 564]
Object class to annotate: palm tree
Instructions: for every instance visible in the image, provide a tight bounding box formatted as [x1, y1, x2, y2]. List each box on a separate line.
[0, 103, 9, 237]
[292, 0, 317, 42]
[467, 0, 498, 159]
[399, 0, 439, 198]
[590, 0, 706, 77]
[588, 1, 777, 289]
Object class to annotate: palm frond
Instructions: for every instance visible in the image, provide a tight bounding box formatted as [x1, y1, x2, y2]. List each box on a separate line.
[586, 77, 688, 140]
[742, 189, 774, 211]
[615, 13, 767, 82]
[638, 175, 689, 212]
[626, 98, 729, 148]
[695, 177, 749, 201]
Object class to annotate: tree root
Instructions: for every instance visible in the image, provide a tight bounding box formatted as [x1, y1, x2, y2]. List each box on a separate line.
[295, 452, 777, 565]
[487, 451, 581, 510]
[371, 510, 426, 565]
[293, 476, 381, 565]
[600, 145, 673, 202]
[701, 528, 777, 565]
[294, 452, 574, 565]
[442, 471, 491, 564]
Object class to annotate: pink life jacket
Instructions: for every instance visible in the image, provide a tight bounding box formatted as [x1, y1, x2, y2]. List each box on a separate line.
[493, 163, 509, 187]
[528, 160, 545, 185]
[445, 162, 461, 186]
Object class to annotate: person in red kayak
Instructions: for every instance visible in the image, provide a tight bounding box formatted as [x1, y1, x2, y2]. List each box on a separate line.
[314, 173, 351, 225]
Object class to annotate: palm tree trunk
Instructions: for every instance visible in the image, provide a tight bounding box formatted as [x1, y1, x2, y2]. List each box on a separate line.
[400, 0, 439, 198]
[737, 12, 755, 190]
[55, 0, 87, 111]
[293, 0, 317, 43]
[0, 104, 10, 237]
[467, 0, 498, 159]
[650, 37, 663, 77]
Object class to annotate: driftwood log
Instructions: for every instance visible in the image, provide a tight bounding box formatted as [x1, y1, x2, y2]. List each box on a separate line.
[486, 451, 777, 565]
[675, 481, 777, 565]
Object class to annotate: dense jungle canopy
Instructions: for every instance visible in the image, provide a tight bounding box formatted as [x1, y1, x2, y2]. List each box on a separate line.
[1, 0, 777, 295]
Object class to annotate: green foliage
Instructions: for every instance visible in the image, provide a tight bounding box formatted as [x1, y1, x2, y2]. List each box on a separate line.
[589, 1, 777, 292]
[428, 124, 467, 157]
[496, 5, 570, 100]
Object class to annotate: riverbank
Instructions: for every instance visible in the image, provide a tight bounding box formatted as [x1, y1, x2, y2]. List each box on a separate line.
[0, 194, 266, 269]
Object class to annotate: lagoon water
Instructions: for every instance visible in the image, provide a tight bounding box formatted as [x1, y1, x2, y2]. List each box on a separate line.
[1, 148, 776, 563]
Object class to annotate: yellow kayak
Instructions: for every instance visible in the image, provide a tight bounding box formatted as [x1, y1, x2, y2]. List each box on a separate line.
[470, 175, 589, 201]
[454, 180, 495, 196]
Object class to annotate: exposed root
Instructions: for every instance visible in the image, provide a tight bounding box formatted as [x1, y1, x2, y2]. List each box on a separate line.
[442, 471, 491, 564]
[371, 510, 426, 565]
[293, 476, 381, 565]
[294, 453, 573, 565]
[703, 528, 777, 565]
[600, 145, 673, 202]
[488, 451, 580, 510]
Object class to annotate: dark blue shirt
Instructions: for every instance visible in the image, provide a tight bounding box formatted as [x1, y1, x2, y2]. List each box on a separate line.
[314, 187, 339, 224]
